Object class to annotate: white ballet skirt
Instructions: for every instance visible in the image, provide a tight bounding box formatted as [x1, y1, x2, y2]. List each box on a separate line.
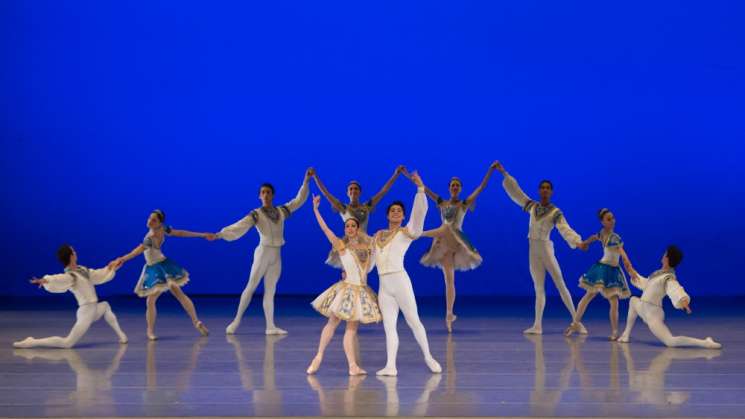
[311, 249, 381, 324]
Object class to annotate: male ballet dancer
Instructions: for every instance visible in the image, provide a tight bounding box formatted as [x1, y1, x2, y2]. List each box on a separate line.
[619, 245, 721, 348]
[211, 168, 312, 335]
[372, 171, 441, 376]
[14, 244, 128, 348]
[495, 162, 589, 335]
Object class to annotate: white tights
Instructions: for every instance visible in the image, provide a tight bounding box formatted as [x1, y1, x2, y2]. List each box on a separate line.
[228, 245, 282, 333]
[14, 302, 127, 348]
[619, 297, 721, 348]
[528, 240, 577, 330]
[378, 271, 439, 374]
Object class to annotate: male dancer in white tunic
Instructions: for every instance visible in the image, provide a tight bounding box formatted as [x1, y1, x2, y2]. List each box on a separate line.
[373, 171, 441, 376]
[619, 245, 721, 348]
[495, 162, 590, 335]
[13, 245, 128, 348]
[211, 168, 312, 335]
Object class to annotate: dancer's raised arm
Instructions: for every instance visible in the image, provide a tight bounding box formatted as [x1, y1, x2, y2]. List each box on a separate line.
[405, 172, 429, 238]
[495, 161, 534, 209]
[312, 195, 343, 252]
[464, 161, 499, 208]
[284, 168, 313, 213]
[369, 165, 405, 208]
[312, 170, 345, 212]
[402, 167, 440, 203]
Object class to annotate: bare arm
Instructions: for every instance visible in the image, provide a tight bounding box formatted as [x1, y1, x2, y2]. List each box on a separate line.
[464, 161, 498, 208]
[369, 165, 404, 208]
[312, 195, 344, 252]
[402, 167, 440, 203]
[118, 244, 146, 264]
[312, 172, 345, 212]
[168, 229, 210, 239]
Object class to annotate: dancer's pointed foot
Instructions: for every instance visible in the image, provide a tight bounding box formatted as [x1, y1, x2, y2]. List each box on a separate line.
[617, 334, 630, 343]
[523, 326, 542, 335]
[425, 356, 442, 373]
[609, 330, 619, 341]
[194, 320, 209, 337]
[118, 334, 129, 344]
[306, 355, 322, 375]
[376, 366, 398, 376]
[705, 337, 722, 349]
[564, 322, 579, 337]
[225, 321, 239, 335]
[349, 364, 367, 376]
[13, 337, 34, 348]
[265, 327, 288, 335]
[446, 314, 457, 333]
[147, 330, 158, 341]
[577, 322, 589, 335]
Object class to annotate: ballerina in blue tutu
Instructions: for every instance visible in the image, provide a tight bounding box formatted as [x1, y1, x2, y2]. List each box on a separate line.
[116, 209, 212, 340]
[565, 208, 631, 340]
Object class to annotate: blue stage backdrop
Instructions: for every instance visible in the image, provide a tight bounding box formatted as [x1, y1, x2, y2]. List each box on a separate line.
[2, 1, 744, 298]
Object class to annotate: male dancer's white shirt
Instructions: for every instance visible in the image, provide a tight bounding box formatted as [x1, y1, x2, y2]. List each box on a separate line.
[217, 182, 310, 245]
[375, 187, 427, 272]
[42, 266, 116, 306]
[502, 174, 582, 248]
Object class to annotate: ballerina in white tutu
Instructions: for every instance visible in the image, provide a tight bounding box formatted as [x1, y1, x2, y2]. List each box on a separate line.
[308, 195, 382, 376]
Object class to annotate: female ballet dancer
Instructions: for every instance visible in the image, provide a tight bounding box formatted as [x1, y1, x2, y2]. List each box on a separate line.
[412, 161, 498, 332]
[495, 161, 590, 335]
[313, 165, 405, 233]
[211, 168, 312, 335]
[13, 244, 128, 348]
[372, 171, 441, 376]
[116, 209, 211, 340]
[307, 195, 382, 376]
[565, 208, 631, 340]
[618, 245, 721, 348]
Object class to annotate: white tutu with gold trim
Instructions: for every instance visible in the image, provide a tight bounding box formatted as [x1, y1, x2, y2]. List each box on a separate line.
[311, 280, 382, 324]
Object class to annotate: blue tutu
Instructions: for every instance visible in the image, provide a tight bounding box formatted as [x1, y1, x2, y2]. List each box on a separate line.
[579, 262, 630, 299]
[134, 258, 189, 297]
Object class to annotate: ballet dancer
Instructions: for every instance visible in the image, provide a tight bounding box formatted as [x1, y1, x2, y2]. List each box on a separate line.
[307, 195, 381, 376]
[618, 245, 721, 348]
[372, 171, 441, 376]
[116, 209, 210, 340]
[495, 161, 591, 335]
[566, 208, 632, 340]
[211, 168, 312, 335]
[413, 161, 499, 332]
[313, 165, 405, 233]
[13, 244, 128, 348]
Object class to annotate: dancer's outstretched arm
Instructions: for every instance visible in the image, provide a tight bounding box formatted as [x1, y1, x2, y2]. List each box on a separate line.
[555, 212, 584, 250]
[405, 172, 428, 238]
[494, 161, 534, 209]
[402, 167, 440, 203]
[464, 161, 499, 208]
[168, 228, 211, 239]
[369, 165, 405, 208]
[117, 244, 145, 265]
[284, 168, 313, 213]
[29, 273, 74, 293]
[313, 171, 345, 213]
[312, 195, 344, 252]
[88, 262, 122, 285]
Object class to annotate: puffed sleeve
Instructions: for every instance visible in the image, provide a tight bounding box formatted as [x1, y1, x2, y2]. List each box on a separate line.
[502, 174, 534, 211]
[554, 211, 582, 249]
[88, 267, 116, 285]
[630, 273, 648, 290]
[607, 233, 623, 248]
[42, 273, 75, 293]
[217, 211, 258, 241]
[665, 277, 690, 309]
[405, 187, 428, 239]
[283, 180, 310, 214]
[324, 248, 343, 269]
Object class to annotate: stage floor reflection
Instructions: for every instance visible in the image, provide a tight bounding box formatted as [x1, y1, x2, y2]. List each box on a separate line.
[1, 296, 743, 417]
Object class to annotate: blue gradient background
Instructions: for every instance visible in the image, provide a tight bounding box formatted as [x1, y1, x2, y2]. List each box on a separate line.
[2, 1, 743, 298]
